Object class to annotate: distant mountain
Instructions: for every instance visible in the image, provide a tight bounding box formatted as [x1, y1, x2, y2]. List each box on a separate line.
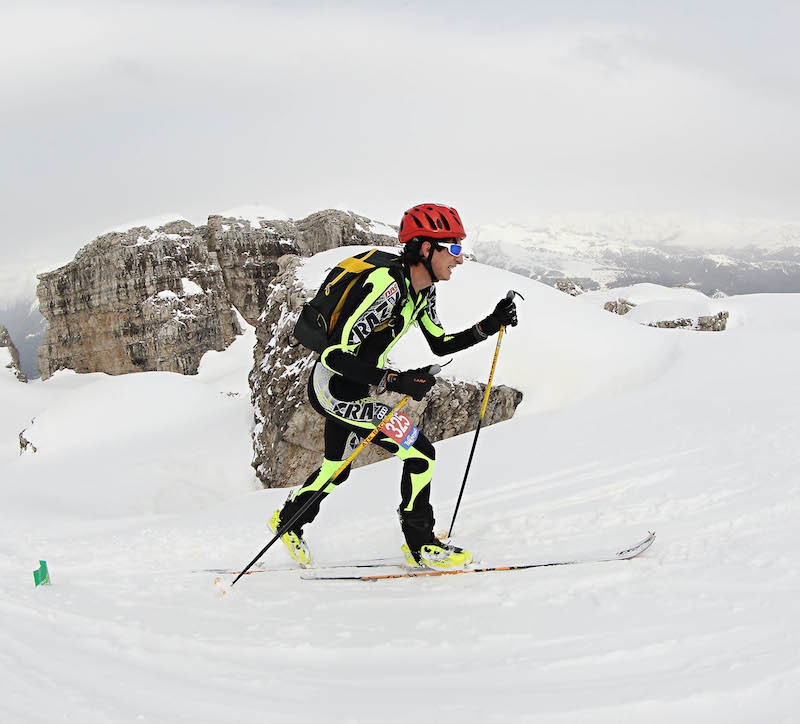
[469, 219, 800, 295]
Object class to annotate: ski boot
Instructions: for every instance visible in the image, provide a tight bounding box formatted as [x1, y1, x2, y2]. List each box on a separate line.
[268, 509, 313, 567]
[398, 504, 472, 570]
[401, 540, 472, 569]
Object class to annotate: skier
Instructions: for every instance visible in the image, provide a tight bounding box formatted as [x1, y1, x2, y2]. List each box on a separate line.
[270, 203, 518, 569]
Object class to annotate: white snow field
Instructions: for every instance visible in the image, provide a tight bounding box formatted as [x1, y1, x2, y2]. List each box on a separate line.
[2, 257, 799, 724]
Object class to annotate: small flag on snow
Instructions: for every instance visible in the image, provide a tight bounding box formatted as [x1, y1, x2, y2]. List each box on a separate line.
[33, 560, 51, 587]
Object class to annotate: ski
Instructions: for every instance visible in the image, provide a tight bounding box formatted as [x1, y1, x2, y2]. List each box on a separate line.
[195, 555, 405, 576]
[301, 531, 656, 581]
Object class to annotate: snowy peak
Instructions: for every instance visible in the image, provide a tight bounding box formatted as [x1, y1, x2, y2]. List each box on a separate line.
[470, 217, 800, 295]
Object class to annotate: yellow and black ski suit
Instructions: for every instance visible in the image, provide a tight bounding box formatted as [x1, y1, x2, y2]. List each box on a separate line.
[281, 256, 489, 549]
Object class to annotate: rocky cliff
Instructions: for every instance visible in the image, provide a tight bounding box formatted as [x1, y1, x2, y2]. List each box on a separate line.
[205, 209, 397, 325]
[37, 220, 241, 378]
[250, 256, 523, 489]
[36, 210, 396, 379]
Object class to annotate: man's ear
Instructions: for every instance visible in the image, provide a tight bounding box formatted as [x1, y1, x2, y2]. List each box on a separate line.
[420, 241, 432, 260]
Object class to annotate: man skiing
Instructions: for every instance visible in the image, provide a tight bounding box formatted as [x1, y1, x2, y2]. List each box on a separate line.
[270, 203, 518, 569]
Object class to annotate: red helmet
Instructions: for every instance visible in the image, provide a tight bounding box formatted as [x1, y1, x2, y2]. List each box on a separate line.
[398, 203, 466, 244]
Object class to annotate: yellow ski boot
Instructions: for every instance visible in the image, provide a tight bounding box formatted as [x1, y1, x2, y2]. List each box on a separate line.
[401, 541, 472, 570]
[269, 510, 313, 567]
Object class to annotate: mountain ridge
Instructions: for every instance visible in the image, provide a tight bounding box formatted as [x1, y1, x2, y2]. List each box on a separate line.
[469, 218, 800, 295]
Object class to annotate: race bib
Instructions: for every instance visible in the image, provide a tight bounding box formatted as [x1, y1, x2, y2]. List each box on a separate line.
[378, 411, 420, 450]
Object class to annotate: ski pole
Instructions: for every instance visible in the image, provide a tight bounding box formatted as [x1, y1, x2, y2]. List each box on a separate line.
[231, 365, 440, 586]
[447, 291, 521, 538]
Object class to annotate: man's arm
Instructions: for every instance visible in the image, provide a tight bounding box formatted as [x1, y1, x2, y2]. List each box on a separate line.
[419, 288, 519, 356]
[417, 287, 486, 356]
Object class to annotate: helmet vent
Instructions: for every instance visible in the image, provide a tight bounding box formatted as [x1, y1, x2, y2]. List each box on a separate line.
[398, 203, 466, 244]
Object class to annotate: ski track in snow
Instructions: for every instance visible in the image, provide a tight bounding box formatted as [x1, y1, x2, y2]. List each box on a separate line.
[2, 269, 800, 723]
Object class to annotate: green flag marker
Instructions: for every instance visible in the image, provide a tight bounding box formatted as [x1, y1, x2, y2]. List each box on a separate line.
[33, 560, 51, 587]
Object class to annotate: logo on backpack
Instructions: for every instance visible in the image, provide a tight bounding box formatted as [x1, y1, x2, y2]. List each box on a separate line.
[348, 281, 401, 344]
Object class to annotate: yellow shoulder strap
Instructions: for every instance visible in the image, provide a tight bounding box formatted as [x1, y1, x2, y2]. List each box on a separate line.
[324, 248, 379, 296]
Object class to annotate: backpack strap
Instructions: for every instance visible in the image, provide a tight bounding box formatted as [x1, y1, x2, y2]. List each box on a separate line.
[329, 274, 367, 334]
[382, 260, 411, 332]
[324, 248, 380, 296]
[320, 250, 408, 343]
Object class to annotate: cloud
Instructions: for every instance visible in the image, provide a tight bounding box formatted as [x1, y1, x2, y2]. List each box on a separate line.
[1, 0, 799, 283]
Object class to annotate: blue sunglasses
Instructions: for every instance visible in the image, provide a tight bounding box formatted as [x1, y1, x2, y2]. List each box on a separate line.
[436, 242, 463, 256]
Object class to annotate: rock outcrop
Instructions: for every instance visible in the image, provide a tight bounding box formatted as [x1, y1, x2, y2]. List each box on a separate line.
[647, 311, 729, 331]
[250, 256, 523, 488]
[205, 209, 396, 326]
[36, 210, 397, 379]
[697, 312, 729, 331]
[36, 221, 241, 378]
[205, 216, 301, 327]
[604, 298, 637, 315]
[1, 324, 27, 382]
[555, 278, 585, 296]
[19, 429, 37, 455]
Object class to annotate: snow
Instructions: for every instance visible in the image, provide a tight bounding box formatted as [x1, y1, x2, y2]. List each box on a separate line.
[352, 217, 397, 238]
[213, 204, 290, 225]
[101, 213, 199, 235]
[181, 278, 205, 296]
[579, 284, 724, 327]
[366, 220, 398, 237]
[2, 256, 799, 723]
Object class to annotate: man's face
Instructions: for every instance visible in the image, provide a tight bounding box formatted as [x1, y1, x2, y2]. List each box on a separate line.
[427, 241, 464, 282]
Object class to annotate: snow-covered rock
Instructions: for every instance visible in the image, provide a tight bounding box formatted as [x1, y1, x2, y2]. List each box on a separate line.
[0, 324, 26, 383]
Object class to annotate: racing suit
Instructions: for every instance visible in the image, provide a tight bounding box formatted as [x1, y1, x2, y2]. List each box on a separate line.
[280, 258, 488, 549]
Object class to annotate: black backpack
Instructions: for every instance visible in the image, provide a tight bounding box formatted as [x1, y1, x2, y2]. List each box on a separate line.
[292, 248, 405, 353]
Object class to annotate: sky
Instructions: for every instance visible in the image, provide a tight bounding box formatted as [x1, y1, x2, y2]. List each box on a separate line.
[2, 0, 800, 285]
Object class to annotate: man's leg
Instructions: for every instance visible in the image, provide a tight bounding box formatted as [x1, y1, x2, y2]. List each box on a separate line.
[280, 363, 469, 567]
[277, 420, 360, 534]
[371, 432, 471, 569]
[370, 431, 437, 550]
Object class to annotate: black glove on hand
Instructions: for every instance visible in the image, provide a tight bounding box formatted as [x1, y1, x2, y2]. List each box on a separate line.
[383, 367, 437, 401]
[478, 297, 518, 336]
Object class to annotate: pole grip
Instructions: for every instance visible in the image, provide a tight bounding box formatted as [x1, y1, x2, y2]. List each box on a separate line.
[478, 327, 504, 421]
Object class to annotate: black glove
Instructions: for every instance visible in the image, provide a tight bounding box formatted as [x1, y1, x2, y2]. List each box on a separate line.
[383, 367, 437, 401]
[478, 297, 518, 336]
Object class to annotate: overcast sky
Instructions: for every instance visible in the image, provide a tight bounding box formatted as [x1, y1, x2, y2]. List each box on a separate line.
[2, 0, 799, 286]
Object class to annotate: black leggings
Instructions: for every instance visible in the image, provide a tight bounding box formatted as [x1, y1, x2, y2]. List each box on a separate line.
[278, 363, 437, 544]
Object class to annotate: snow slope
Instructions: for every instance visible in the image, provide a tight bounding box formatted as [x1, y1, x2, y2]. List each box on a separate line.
[1, 259, 798, 724]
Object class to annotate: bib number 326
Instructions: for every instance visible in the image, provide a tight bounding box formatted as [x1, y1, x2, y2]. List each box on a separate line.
[381, 412, 420, 450]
